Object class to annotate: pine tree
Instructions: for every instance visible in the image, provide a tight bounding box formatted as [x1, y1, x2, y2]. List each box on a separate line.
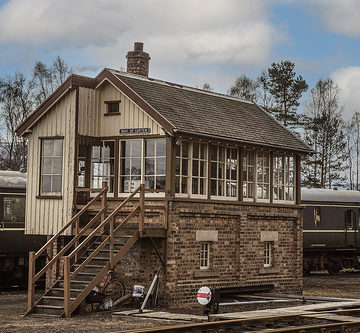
[266, 60, 308, 128]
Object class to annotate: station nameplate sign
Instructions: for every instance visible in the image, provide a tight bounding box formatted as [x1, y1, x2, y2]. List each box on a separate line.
[119, 128, 151, 134]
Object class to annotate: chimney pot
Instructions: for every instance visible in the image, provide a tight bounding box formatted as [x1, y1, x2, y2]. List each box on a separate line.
[134, 42, 143, 52]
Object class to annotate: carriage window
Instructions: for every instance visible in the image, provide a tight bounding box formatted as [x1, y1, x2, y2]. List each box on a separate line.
[345, 210, 355, 229]
[91, 141, 115, 193]
[3, 197, 25, 223]
[41, 139, 63, 194]
[314, 207, 321, 228]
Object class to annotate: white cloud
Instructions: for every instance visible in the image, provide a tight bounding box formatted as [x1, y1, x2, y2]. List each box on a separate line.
[307, 0, 360, 38]
[0, 0, 287, 91]
[331, 66, 360, 120]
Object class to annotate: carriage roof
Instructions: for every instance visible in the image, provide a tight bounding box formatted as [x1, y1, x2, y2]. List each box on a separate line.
[301, 187, 360, 204]
[0, 171, 26, 189]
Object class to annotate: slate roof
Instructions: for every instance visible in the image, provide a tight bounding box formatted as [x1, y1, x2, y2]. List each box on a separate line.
[111, 70, 311, 153]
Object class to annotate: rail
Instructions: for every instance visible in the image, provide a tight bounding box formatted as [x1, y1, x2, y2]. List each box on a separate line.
[61, 184, 167, 317]
[27, 182, 108, 312]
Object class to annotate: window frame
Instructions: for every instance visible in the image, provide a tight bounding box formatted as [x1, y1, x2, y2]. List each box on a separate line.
[39, 137, 64, 196]
[118, 138, 167, 196]
[104, 100, 121, 115]
[264, 241, 272, 267]
[91, 140, 115, 196]
[273, 154, 295, 203]
[175, 140, 190, 197]
[191, 142, 208, 198]
[200, 242, 210, 269]
[256, 151, 270, 203]
[210, 144, 238, 200]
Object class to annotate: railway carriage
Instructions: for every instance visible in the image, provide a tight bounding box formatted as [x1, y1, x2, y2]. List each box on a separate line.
[302, 188, 360, 274]
[0, 171, 46, 287]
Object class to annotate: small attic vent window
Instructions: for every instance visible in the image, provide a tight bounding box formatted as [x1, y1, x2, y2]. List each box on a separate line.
[105, 100, 120, 115]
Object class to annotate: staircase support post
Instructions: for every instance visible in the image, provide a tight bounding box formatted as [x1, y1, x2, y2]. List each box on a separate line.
[100, 181, 107, 234]
[110, 216, 114, 269]
[74, 218, 79, 262]
[63, 256, 71, 318]
[27, 251, 35, 312]
[139, 184, 145, 236]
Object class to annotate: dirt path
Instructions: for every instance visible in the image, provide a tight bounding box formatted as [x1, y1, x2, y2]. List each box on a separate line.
[1, 272, 360, 332]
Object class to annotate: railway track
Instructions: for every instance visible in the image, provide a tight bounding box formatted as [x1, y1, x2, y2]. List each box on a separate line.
[116, 308, 360, 332]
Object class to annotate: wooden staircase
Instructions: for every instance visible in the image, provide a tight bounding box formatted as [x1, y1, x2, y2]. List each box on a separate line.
[26, 183, 166, 318]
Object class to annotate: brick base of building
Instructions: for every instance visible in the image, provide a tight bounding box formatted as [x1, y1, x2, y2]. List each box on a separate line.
[114, 199, 303, 308]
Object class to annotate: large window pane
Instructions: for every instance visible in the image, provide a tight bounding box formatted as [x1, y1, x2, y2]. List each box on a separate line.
[192, 142, 207, 196]
[175, 141, 189, 194]
[41, 139, 63, 194]
[210, 145, 237, 198]
[243, 150, 255, 199]
[144, 139, 166, 190]
[273, 155, 295, 201]
[91, 141, 115, 193]
[119, 140, 143, 193]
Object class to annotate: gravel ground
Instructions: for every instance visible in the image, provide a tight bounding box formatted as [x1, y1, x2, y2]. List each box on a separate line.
[1, 271, 360, 333]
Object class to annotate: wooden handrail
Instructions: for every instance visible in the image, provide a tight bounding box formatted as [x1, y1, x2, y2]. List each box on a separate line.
[27, 182, 108, 313]
[67, 186, 141, 261]
[34, 185, 108, 260]
[33, 207, 106, 282]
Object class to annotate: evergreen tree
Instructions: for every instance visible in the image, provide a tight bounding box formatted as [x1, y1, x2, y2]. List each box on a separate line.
[302, 79, 347, 188]
[265, 60, 308, 128]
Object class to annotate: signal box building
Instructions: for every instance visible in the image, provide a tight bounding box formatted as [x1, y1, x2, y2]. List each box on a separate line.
[17, 43, 311, 316]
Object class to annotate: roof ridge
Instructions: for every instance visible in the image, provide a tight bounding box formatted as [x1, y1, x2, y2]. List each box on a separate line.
[108, 68, 254, 105]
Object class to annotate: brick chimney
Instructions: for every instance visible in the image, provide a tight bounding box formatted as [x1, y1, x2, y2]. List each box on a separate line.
[126, 42, 151, 77]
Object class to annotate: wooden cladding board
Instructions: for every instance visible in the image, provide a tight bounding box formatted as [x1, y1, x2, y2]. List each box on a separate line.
[25, 90, 76, 235]
[78, 81, 165, 137]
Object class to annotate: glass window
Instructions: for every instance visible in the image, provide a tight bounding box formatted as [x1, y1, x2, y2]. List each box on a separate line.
[77, 144, 86, 187]
[314, 207, 321, 228]
[3, 197, 25, 223]
[105, 101, 120, 114]
[192, 142, 207, 196]
[200, 242, 210, 269]
[264, 242, 272, 267]
[41, 139, 63, 194]
[145, 139, 166, 190]
[257, 151, 270, 200]
[243, 150, 255, 199]
[91, 141, 115, 193]
[119, 139, 142, 193]
[273, 155, 295, 201]
[175, 141, 189, 194]
[210, 145, 237, 198]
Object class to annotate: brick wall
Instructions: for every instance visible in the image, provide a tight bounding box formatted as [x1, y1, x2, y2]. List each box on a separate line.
[165, 200, 303, 307]
[114, 199, 303, 308]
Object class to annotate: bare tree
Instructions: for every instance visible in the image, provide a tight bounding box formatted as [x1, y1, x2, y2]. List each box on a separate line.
[228, 74, 259, 101]
[202, 82, 213, 91]
[302, 79, 347, 188]
[0, 56, 71, 170]
[0, 72, 34, 170]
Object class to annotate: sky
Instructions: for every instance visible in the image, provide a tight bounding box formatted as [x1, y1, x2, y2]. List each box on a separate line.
[0, 0, 360, 119]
